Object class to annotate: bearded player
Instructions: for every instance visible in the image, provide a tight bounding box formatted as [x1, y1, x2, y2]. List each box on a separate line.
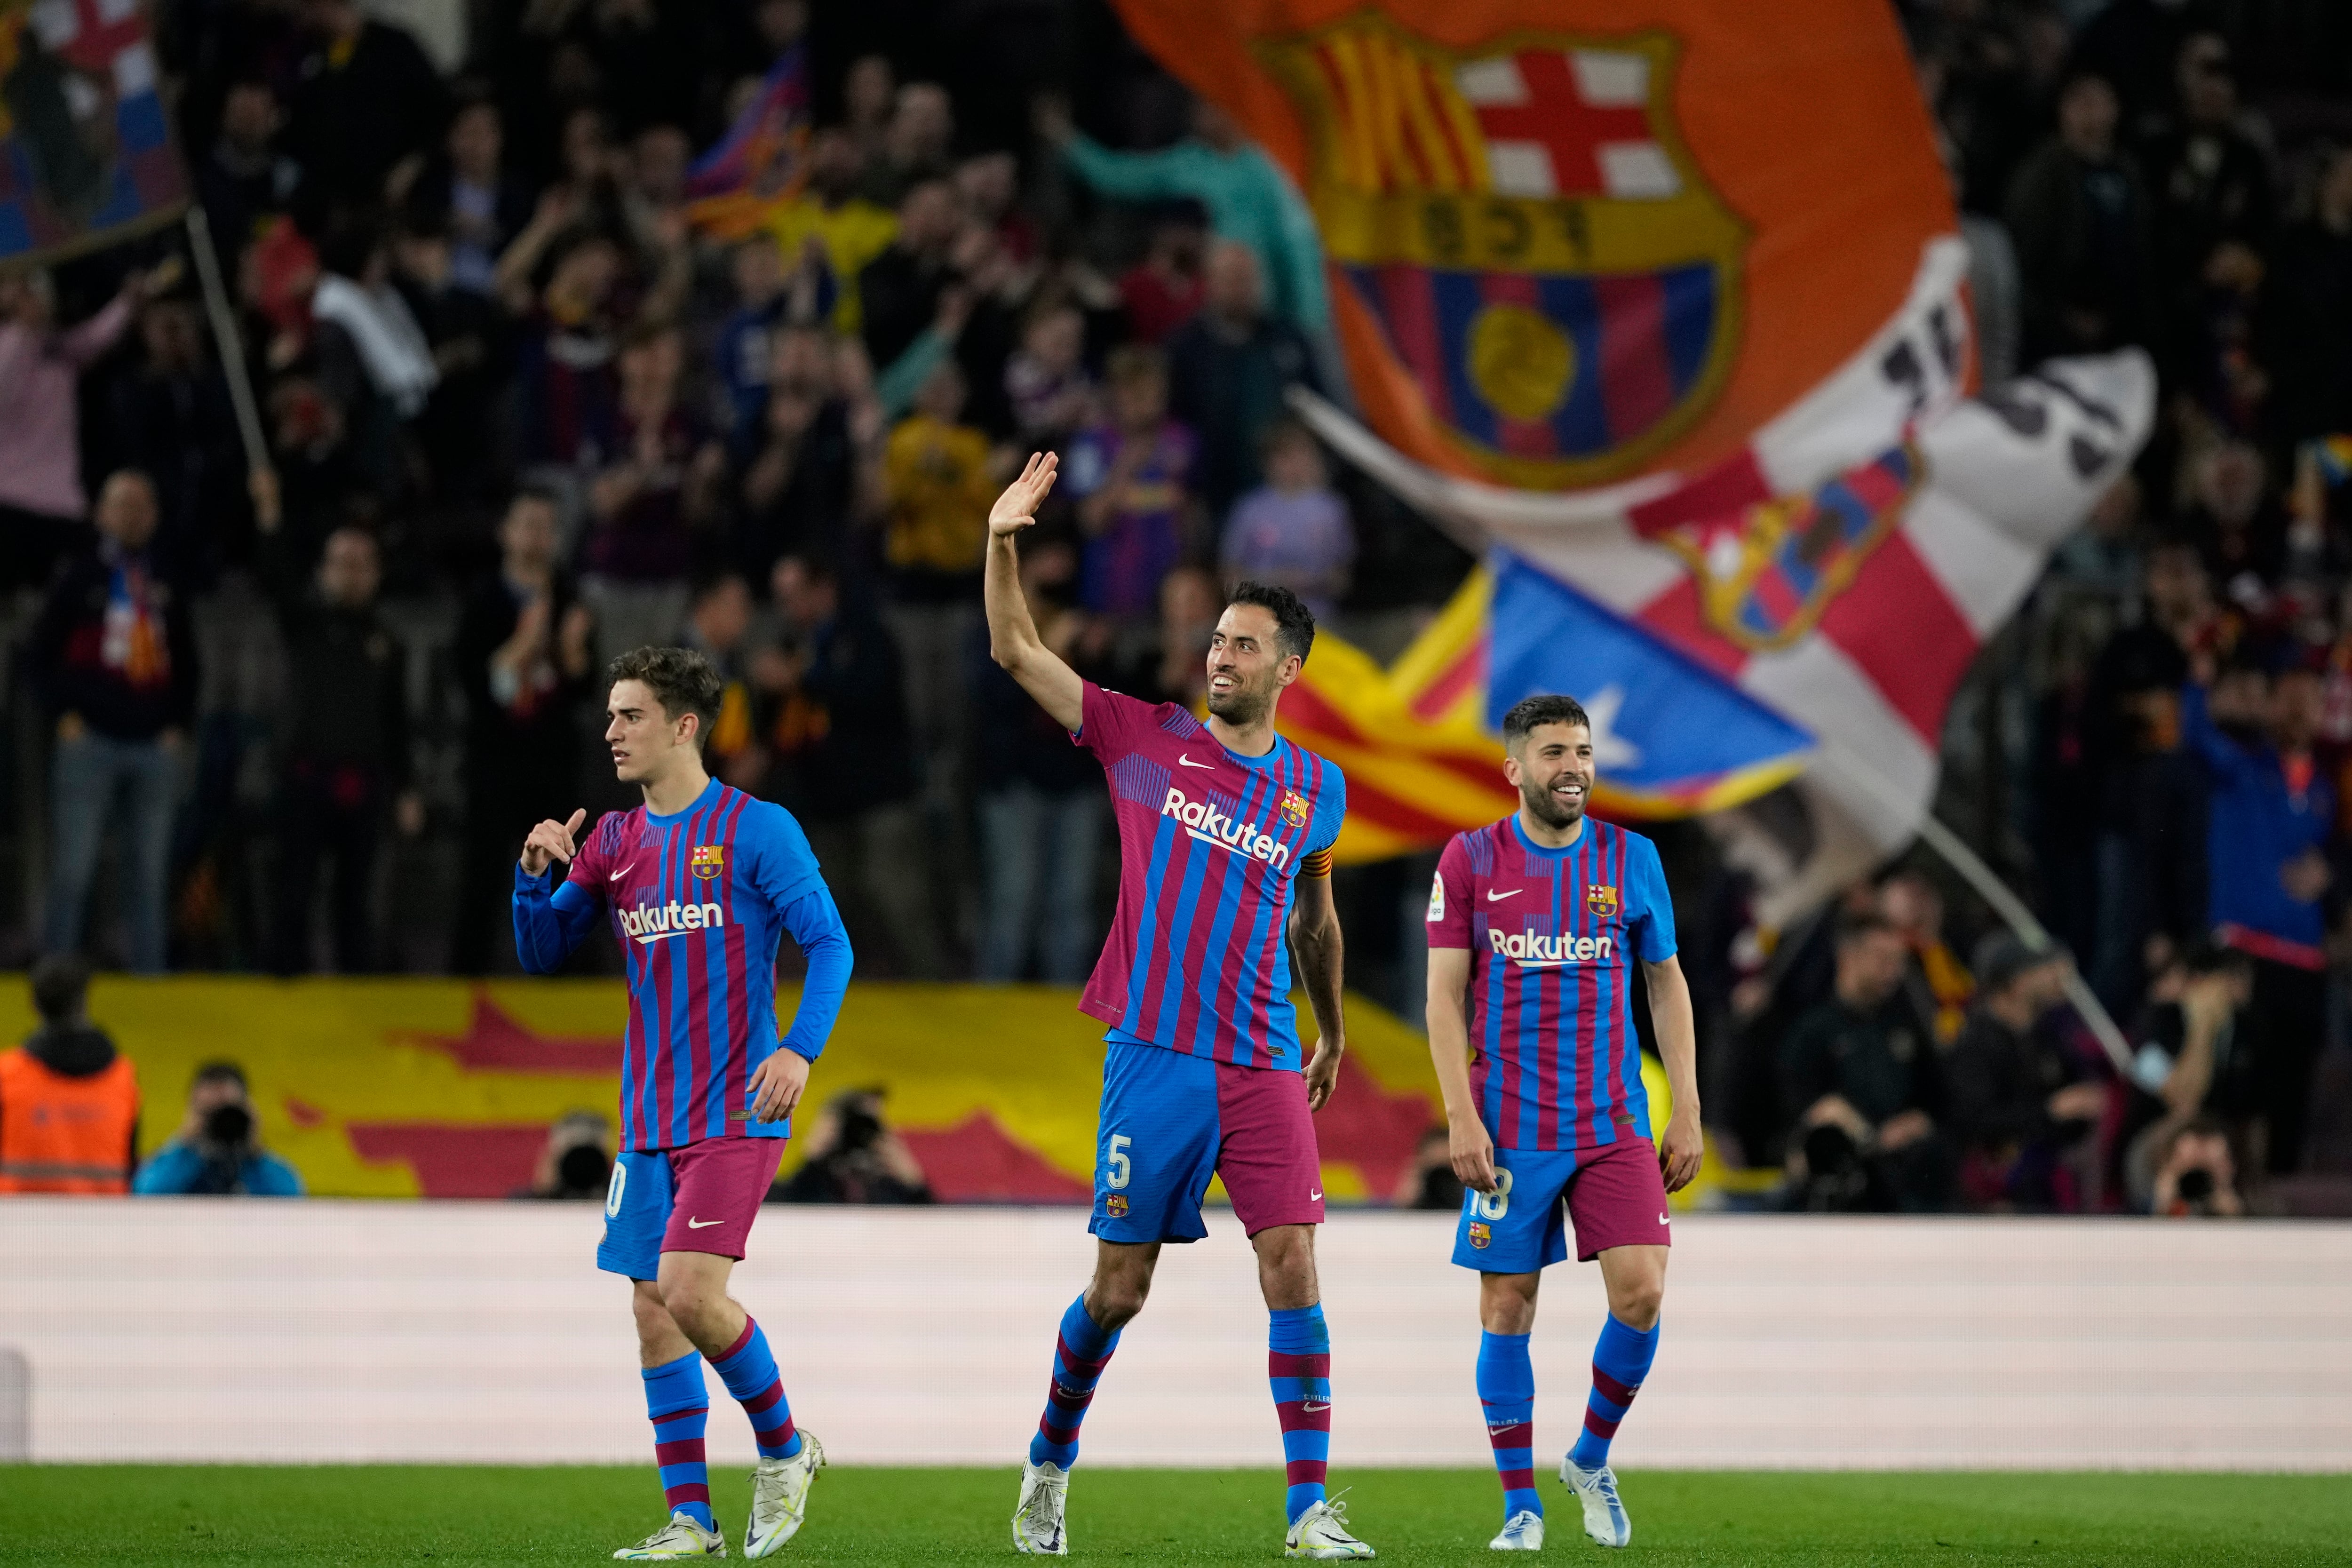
[984, 453, 1372, 1560]
[515, 646, 852, 1560]
[1425, 694, 1702, 1552]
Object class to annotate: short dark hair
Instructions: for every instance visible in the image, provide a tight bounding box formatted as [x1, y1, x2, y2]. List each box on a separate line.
[191, 1060, 248, 1093]
[29, 954, 90, 1023]
[1226, 581, 1315, 662]
[1501, 693, 1590, 751]
[607, 645, 723, 748]
[1835, 910, 1897, 950]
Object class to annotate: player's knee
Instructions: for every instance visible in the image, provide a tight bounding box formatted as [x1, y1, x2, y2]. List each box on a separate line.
[1611, 1274, 1665, 1330]
[658, 1276, 719, 1335]
[1088, 1274, 1150, 1328]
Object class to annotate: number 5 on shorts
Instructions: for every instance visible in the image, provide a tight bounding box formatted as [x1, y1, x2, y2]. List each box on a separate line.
[1106, 1133, 1132, 1191]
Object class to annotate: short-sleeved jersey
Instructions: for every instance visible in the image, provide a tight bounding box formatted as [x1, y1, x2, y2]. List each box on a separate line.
[1075, 682, 1345, 1071]
[565, 780, 824, 1151]
[1428, 815, 1676, 1152]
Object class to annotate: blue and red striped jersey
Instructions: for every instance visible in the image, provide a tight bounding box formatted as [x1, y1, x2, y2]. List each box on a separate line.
[1075, 684, 1346, 1072]
[513, 779, 852, 1152]
[1428, 815, 1675, 1152]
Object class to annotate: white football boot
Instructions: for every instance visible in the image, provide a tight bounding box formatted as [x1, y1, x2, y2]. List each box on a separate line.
[1011, 1457, 1070, 1555]
[1488, 1508, 1546, 1550]
[1559, 1457, 1631, 1547]
[614, 1511, 728, 1559]
[743, 1432, 824, 1557]
[1285, 1490, 1375, 1559]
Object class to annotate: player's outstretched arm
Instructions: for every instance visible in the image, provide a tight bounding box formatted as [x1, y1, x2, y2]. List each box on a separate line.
[1645, 954, 1704, 1193]
[1423, 946, 1497, 1194]
[513, 808, 601, 974]
[1288, 867, 1348, 1111]
[984, 451, 1084, 732]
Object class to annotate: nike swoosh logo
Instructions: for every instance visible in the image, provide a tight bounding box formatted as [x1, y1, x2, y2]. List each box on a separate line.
[1310, 1189, 1323, 1201]
[1176, 754, 1216, 769]
[685, 1217, 723, 1229]
[608, 863, 635, 883]
[1486, 889, 1521, 901]
[1658, 1212, 1670, 1225]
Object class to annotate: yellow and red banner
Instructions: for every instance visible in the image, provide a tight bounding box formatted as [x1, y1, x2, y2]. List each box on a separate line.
[1109, 0, 1951, 489]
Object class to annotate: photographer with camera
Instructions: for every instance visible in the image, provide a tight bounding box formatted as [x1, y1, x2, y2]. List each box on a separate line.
[771, 1087, 933, 1205]
[131, 1061, 302, 1196]
[2130, 1115, 2246, 1217]
[1946, 935, 2108, 1210]
[514, 1110, 613, 1200]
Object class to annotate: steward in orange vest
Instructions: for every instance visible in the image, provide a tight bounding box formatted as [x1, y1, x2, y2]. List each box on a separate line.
[0, 956, 138, 1194]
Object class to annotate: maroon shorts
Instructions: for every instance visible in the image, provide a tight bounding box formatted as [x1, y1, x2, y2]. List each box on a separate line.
[1090, 1040, 1324, 1243]
[1452, 1135, 1671, 1271]
[597, 1135, 786, 1280]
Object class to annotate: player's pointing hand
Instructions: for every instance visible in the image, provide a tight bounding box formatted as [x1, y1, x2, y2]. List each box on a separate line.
[988, 450, 1060, 537]
[520, 807, 587, 876]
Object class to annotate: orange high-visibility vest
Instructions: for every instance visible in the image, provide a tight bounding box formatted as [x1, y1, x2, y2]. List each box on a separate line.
[0, 1045, 138, 1194]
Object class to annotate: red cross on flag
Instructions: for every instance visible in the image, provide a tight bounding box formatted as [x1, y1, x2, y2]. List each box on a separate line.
[1457, 49, 1680, 201]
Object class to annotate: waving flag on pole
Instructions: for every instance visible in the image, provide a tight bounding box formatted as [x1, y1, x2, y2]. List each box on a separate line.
[0, 0, 187, 267]
[683, 47, 810, 241]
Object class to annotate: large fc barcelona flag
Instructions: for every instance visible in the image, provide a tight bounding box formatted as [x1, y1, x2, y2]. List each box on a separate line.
[0, 0, 186, 267]
[1108, 0, 1951, 491]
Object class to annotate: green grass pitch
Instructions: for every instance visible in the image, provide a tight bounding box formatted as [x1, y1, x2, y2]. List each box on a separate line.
[3, 1466, 2346, 1566]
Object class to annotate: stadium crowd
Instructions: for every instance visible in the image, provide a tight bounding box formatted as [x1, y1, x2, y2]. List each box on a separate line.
[3, 0, 2351, 1209]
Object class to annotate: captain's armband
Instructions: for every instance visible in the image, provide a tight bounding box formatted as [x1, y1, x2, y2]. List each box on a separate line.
[1299, 847, 1333, 879]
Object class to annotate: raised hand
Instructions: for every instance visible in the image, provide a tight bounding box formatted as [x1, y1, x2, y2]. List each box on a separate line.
[520, 808, 587, 876]
[988, 450, 1060, 538]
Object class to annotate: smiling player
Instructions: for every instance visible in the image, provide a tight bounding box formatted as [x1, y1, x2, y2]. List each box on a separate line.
[983, 453, 1370, 1560]
[1425, 694, 1702, 1552]
[514, 646, 854, 1560]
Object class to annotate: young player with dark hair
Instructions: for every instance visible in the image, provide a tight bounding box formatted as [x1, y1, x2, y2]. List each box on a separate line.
[984, 453, 1372, 1560]
[1425, 693, 1702, 1552]
[514, 645, 854, 1560]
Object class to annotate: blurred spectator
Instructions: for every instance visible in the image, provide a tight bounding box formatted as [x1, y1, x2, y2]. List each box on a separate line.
[1154, 565, 1221, 706]
[0, 956, 139, 1195]
[1039, 94, 1328, 336]
[1165, 241, 1320, 519]
[101, 294, 241, 581]
[879, 360, 999, 828]
[452, 490, 594, 974]
[1947, 935, 2107, 1210]
[2124, 940, 2254, 1134]
[765, 129, 900, 340]
[971, 532, 1106, 983]
[1003, 297, 1097, 446]
[2126, 1112, 2245, 1216]
[256, 522, 419, 973]
[2143, 34, 2273, 332]
[505, 226, 625, 467]
[1395, 1125, 1467, 1211]
[132, 1060, 302, 1197]
[0, 269, 146, 590]
[2258, 144, 2352, 445]
[2006, 72, 2151, 361]
[1065, 344, 1198, 623]
[734, 325, 859, 579]
[516, 1110, 612, 1200]
[772, 1088, 932, 1203]
[282, 0, 449, 231]
[859, 179, 963, 371]
[681, 572, 765, 791]
[26, 472, 199, 974]
[406, 89, 533, 300]
[1879, 869, 1973, 1046]
[580, 324, 728, 664]
[389, 216, 511, 508]
[2182, 652, 2332, 1173]
[756, 555, 938, 977]
[2183, 440, 2281, 589]
[1219, 417, 1354, 624]
[1119, 206, 1208, 344]
[310, 218, 437, 500]
[1779, 912, 1954, 1211]
[842, 55, 897, 168]
[196, 80, 302, 275]
[862, 82, 956, 209]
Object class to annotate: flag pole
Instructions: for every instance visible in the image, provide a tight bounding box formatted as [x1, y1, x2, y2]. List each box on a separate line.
[182, 206, 277, 524]
[1817, 747, 2135, 1075]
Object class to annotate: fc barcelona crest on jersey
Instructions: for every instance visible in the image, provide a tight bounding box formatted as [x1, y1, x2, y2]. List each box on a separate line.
[690, 844, 727, 880]
[1280, 789, 1311, 830]
[1585, 883, 1620, 918]
[1468, 1220, 1492, 1250]
[1258, 17, 1747, 487]
[1104, 1194, 1129, 1218]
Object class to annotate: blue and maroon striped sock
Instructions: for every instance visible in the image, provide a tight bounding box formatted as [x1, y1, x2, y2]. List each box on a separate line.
[1568, 1314, 1659, 1472]
[1269, 1304, 1332, 1524]
[712, 1317, 803, 1460]
[642, 1350, 715, 1531]
[1477, 1330, 1542, 1521]
[1028, 1295, 1121, 1469]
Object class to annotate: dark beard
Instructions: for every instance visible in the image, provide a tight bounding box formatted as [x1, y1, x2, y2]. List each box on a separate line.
[1206, 679, 1271, 728]
[1520, 775, 1586, 829]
